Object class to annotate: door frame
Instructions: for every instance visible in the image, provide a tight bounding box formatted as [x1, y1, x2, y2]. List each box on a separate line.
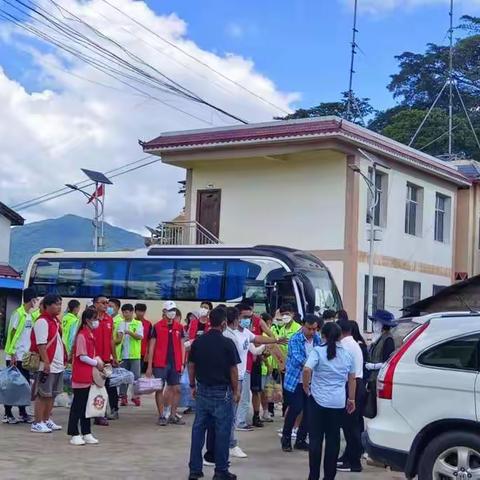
[196, 189, 222, 238]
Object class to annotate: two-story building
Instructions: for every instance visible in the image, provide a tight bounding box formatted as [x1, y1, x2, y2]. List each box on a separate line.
[142, 117, 470, 327]
[0, 202, 24, 347]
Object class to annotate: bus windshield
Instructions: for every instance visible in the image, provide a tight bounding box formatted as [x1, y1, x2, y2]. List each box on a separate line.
[302, 268, 342, 314]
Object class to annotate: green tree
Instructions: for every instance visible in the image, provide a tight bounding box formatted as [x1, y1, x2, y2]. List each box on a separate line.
[278, 91, 376, 125]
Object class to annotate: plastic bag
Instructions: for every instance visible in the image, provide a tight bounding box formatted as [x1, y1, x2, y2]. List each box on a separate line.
[109, 367, 135, 388]
[133, 377, 163, 396]
[0, 367, 31, 406]
[85, 385, 108, 418]
[179, 369, 194, 408]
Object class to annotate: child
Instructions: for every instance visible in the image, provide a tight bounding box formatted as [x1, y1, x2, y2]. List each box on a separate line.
[117, 304, 144, 407]
[67, 307, 104, 446]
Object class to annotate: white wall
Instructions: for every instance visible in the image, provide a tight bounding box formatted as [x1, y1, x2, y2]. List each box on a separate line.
[0, 216, 11, 264]
[357, 157, 456, 270]
[190, 151, 347, 251]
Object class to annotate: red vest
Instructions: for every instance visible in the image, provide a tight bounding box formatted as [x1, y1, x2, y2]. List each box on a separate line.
[153, 319, 183, 372]
[72, 328, 96, 385]
[246, 315, 262, 373]
[141, 318, 152, 358]
[93, 313, 113, 362]
[30, 313, 66, 364]
[188, 318, 210, 343]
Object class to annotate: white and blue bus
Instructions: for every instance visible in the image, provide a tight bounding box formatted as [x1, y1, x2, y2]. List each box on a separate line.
[25, 245, 342, 319]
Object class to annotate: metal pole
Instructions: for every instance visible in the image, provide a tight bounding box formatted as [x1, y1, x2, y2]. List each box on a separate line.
[366, 163, 376, 333]
[448, 0, 454, 157]
[346, 0, 359, 121]
[100, 185, 105, 250]
[93, 182, 99, 252]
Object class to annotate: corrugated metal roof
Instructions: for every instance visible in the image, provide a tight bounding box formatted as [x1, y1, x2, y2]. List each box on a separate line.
[456, 164, 480, 179]
[0, 265, 21, 278]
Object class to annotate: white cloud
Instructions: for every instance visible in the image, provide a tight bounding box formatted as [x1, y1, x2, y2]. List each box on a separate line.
[0, 0, 298, 235]
[340, 0, 480, 14]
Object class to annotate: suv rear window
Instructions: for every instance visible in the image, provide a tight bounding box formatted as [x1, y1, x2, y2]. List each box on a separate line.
[418, 334, 480, 371]
[392, 319, 422, 348]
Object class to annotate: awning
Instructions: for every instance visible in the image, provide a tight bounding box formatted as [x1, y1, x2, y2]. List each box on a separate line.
[0, 278, 24, 290]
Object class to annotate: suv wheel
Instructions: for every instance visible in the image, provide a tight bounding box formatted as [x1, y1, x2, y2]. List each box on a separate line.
[418, 431, 480, 480]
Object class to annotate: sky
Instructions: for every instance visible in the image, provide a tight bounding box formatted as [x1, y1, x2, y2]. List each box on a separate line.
[0, 0, 479, 235]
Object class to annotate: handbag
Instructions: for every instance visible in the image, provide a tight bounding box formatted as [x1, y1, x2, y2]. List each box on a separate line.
[85, 384, 108, 418]
[22, 327, 59, 372]
[133, 377, 164, 396]
[363, 379, 377, 419]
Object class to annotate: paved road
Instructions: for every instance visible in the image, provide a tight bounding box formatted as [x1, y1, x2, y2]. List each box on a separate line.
[0, 396, 403, 480]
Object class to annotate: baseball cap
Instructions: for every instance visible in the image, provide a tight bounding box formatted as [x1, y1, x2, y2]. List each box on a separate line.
[163, 300, 177, 311]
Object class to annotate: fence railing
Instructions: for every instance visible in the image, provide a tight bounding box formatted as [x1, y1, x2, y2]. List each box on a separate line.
[145, 221, 221, 246]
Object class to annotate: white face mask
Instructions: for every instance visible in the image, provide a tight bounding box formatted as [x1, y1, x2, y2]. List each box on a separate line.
[166, 311, 176, 320]
[200, 308, 209, 317]
[281, 315, 292, 324]
[372, 321, 382, 341]
[90, 320, 100, 329]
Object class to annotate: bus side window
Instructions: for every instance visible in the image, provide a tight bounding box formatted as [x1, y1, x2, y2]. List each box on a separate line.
[57, 261, 84, 297]
[82, 260, 128, 298]
[127, 260, 174, 300]
[30, 260, 60, 295]
[173, 260, 224, 301]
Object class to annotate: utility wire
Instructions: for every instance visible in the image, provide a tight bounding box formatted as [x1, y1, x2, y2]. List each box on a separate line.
[99, 0, 290, 116]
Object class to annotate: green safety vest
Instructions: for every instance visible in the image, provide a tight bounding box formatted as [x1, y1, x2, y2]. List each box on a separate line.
[62, 312, 79, 355]
[31, 309, 41, 322]
[279, 321, 301, 358]
[5, 305, 28, 356]
[122, 319, 143, 360]
[113, 314, 124, 360]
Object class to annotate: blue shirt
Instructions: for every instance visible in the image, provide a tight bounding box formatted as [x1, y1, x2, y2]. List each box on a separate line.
[305, 343, 354, 409]
[284, 331, 321, 393]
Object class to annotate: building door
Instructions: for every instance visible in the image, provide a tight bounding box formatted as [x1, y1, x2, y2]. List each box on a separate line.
[196, 189, 221, 243]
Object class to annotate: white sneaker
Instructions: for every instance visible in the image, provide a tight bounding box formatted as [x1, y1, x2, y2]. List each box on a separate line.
[203, 459, 215, 467]
[70, 435, 86, 446]
[46, 419, 62, 431]
[261, 413, 274, 423]
[83, 434, 99, 445]
[230, 446, 248, 458]
[31, 422, 52, 433]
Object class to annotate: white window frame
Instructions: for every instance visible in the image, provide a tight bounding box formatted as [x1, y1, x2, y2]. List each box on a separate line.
[434, 193, 451, 243]
[405, 183, 423, 237]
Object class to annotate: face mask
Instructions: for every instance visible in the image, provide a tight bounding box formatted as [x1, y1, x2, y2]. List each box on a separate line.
[282, 315, 292, 324]
[106, 307, 114, 316]
[200, 308, 209, 317]
[166, 311, 176, 320]
[239, 318, 251, 329]
[372, 321, 382, 341]
[90, 320, 100, 329]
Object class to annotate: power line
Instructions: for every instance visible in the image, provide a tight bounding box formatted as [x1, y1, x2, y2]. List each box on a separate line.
[99, 0, 290, 116]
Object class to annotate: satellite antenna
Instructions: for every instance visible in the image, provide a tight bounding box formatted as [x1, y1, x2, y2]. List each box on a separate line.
[409, 0, 480, 158]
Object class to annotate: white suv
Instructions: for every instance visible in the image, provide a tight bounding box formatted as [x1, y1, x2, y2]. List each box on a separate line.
[365, 313, 480, 479]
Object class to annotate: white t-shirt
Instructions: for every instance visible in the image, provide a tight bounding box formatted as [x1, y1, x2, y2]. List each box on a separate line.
[5, 311, 33, 361]
[341, 335, 364, 379]
[234, 328, 256, 380]
[33, 318, 65, 373]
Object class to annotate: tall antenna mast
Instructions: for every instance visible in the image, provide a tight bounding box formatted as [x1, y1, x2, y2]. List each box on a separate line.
[448, 0, 454, 157]
[346, 0, 359, 121]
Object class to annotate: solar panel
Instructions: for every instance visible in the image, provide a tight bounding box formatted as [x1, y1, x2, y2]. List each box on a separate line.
[81, 168, 113, 184]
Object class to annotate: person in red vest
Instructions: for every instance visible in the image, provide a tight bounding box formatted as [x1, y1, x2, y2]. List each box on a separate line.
[146, 301, 185, 426]
[92, 295, 118, 425]
[187, 307, 210, 343]
[30, 294, 66, 434]
[67, 307, 105, 446]
[135, 303, 151, 373]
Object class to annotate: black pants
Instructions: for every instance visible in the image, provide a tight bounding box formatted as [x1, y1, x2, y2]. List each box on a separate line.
[4, 360, 30, 417]
[340, 379, 366, 468]
[67, 387, 91, 436]
[106, 378, 118, 412]
[308, 397, 343, 480]
[282, 383, 308, 445]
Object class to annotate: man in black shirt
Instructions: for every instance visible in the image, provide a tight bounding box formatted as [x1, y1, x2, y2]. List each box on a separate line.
[188, 307, 240, 480]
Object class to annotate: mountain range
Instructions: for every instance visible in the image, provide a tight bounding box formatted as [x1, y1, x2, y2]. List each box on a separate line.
[10, 214, 145, 273]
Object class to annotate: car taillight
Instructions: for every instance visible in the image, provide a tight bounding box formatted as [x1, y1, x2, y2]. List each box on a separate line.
[377, 322, 429, 400]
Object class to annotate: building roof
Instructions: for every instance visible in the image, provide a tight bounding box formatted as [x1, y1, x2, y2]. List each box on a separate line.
[0, 265, 21, 278]
[141, 116, 471, 187]
[455, 161, 480, 180]
[0, 202, 24, 226]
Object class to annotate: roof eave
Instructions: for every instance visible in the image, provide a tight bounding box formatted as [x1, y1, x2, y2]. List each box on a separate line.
[0, 203, 24, 226]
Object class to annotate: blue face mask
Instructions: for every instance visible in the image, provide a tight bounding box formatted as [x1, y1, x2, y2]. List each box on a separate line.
[106, 306, 114, 316]
[239, 318, 251, 329]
